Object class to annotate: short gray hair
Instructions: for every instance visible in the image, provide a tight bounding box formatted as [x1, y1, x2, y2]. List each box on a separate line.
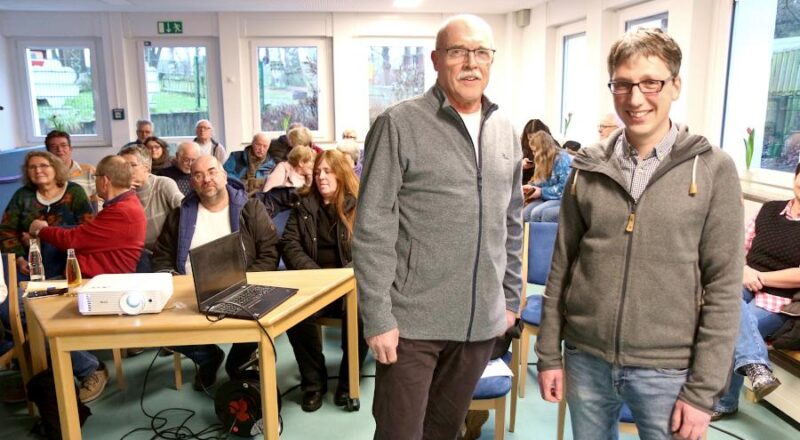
[136, 119, 153, 130]
[336, 139, 360, 164]
[120, 145, 152, 172]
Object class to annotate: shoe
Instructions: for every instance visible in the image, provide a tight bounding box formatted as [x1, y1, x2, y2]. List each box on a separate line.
[710, 408, 738, 421]
[463, 409, 489, 440]
[79, 363, 109, 403]
[193, 346, 224, 391]
[301, 391, 324, 412]
[125, 347, 145, 357]
[333, 388, 349, 407]
[744, 363, 781, 401]
[158, 347, 174, 357]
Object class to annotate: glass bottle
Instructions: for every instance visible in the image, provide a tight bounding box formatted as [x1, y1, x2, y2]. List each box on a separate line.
[66, 248, 82, 296]
[28, 238, 45, 281]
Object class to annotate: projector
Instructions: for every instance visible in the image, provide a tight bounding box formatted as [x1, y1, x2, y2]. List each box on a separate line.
[77, 273, 173, 316]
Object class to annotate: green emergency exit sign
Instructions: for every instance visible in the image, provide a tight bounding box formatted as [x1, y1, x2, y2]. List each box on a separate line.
[157, 21, 183, 34]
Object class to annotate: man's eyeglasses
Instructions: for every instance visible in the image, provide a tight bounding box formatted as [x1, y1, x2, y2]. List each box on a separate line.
[192, 168, 219, 182]
[439, 47, 496, 64]
[608, 77, 673, 95]
[179, 156, 197, 165]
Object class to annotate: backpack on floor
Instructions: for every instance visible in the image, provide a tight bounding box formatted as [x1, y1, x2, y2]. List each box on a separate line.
[26, 368, 92, 440]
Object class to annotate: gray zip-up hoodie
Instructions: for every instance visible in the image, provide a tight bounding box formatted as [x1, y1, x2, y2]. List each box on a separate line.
[353, 85, 524, 342]
[535, 125, 744, 412]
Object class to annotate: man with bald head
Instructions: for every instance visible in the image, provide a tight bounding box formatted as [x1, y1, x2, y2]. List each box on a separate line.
[152, 155, 279, 390]
[158, 141, 202, 195]
[223, 132, 276, 194]
[353, 15, 523, 439]
[597, 112, 622, 141]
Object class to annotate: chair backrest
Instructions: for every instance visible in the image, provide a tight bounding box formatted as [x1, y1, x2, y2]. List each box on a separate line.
[272, 209, 291, 238]
[1, 254, 23, 353]
[136, 248, 154, 273]
[527, 222, 558, 286]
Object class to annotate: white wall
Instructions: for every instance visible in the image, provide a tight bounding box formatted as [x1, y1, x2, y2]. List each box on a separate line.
[0, 35, 21, 150]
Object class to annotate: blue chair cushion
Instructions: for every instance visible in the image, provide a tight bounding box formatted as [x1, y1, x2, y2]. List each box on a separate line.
[619, 403, 634, 423]
[528, 222, 558, 285]
[472, 352, 513, 400]
[520, 294, 543, 326]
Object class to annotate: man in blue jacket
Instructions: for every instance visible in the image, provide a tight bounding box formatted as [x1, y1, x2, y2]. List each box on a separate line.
[223, 132, 276, 195]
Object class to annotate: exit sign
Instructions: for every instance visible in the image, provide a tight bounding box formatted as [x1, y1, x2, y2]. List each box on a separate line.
[157, 21, 183, 34]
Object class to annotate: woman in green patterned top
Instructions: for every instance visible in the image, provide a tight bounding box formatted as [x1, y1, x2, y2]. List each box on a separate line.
[0, 151, 94, 278]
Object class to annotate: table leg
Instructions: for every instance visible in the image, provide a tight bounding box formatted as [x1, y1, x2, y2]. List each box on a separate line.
[50, 338, 81, 439]
[259, 333, 280, 440]
[345, 285, 360, 401]
[25, 301, 48, 375]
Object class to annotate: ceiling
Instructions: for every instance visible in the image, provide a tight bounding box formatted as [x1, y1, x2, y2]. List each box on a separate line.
[0, 0, 544, 14]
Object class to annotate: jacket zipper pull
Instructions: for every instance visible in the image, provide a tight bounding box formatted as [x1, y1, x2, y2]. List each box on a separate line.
[625, 213, 635, 232]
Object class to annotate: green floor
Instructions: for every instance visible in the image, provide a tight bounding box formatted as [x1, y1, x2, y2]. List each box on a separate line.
[1, 328, 799, 439]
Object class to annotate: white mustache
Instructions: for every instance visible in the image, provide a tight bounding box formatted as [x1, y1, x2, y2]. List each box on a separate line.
[457, 70, 482, 80]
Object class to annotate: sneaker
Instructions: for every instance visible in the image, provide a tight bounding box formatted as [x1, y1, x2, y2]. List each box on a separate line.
[463, 409, 489, 440]
[193, 346, 224, 391]
[744, 363, 781, 401]
[79, 363, 109, 403]
[710, 408, 737, 421]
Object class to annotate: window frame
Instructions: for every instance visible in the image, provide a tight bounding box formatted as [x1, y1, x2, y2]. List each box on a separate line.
[249, 38, 333, 142]
[135, 37, 223, 143]
[624, 12, 669, 32]
[14, 37, 109, 146]
[554, 21, 590, 143]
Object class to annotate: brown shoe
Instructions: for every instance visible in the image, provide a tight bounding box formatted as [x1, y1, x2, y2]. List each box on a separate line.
[745, 363, 781, 401]
[79, 363, 109, 403]
[463, 409, 489, 440]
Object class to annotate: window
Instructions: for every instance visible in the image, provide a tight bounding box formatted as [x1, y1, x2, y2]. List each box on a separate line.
[559, 32, 589, 141]
[625, 12, 669, 32]
[142, 43, 209, 137]
[368, 45, 427, 125]
[252, 39, 332, 139]
[723, 0, 800, 175]
[15, 39, 108, 145]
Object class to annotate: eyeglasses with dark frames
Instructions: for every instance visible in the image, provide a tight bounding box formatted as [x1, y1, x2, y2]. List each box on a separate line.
[608, 77, 673, 95]
[439, 47, 496, 64]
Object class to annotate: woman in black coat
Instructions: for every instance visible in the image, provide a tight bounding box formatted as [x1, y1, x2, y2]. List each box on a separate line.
[279, 150, 367, 412]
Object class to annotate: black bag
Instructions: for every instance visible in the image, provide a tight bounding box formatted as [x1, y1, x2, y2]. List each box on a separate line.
[26, 369, 92, 439]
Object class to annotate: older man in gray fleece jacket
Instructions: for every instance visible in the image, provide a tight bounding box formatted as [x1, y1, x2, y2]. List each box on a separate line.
[353, 14, 523, 440]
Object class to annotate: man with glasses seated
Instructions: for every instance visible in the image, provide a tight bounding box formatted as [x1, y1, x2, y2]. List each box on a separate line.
[597, 112, 622, 141]
[45, 130, 99, 210]
[159, 141, 202, 196]
[152, 156, 279, 390]
[536, 28, 743, 440]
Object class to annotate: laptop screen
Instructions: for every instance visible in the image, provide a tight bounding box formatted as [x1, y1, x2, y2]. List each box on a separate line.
[189, 232, 248, 306]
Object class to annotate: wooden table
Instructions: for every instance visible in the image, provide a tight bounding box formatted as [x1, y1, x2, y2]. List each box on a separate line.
[24, 268, 359, 440]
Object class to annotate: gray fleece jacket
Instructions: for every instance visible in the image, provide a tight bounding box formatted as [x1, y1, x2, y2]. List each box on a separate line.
[353, 85, 524, 342]
[535, 125, 744, 412]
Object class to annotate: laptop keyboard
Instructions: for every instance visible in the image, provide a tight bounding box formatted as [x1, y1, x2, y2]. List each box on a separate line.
[212, 285, 279, 315]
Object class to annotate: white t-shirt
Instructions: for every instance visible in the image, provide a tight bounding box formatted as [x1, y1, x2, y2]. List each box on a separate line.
[184, 204, 232, 274]
[459, 109, 482, 163]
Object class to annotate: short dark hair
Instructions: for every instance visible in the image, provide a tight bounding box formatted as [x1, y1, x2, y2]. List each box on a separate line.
[44, 130, 71, 151]
[795, 162, 800, 177]
[96, 155, 132, 189]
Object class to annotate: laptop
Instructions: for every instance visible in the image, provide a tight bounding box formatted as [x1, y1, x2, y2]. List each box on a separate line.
[189, 231, 297, 320]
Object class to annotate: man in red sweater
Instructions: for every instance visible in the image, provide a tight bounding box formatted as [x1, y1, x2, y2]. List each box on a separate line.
[30, 155, 146, 277]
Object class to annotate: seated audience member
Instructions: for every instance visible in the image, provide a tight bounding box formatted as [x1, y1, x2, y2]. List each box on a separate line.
[45, 130, 98, 208]
[194, 119, 227, 163]
[268, 122, 303, 163]
[522, 131, 572, 223]
[520, 119, 558, 183]
[280, 150, 368, 412]
[30, 155, 146, 278]
[120, 146, 184, 251]
[152, 156, 279, 389]
[262, 145, 315, 192]
[160, 141, 202, 196]
[712, 163, 800, 420]
[122, 119, 154, 149]
[336, 139, 362, 177]
[563, 140, 581, 153]
[597, 112, 622, 141]
[223, 132, 277, 194]
[341, 128, 357, 141]
[0, 151, 105, 402]
[144, 136, 173, 175]
[0, 151, 93, 278]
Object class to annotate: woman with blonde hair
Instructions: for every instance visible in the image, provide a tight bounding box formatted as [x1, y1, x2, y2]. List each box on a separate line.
[262, 145, 315, 192]
[522, 131, 572, 222]
[279, 150, 366, 412]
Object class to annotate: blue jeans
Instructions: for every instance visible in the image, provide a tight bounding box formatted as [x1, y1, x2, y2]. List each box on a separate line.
[714, 288, 790, 413]
[564, 344, 688, 440]
[523, 199, 562, 223]
[1, 296, 98, 381]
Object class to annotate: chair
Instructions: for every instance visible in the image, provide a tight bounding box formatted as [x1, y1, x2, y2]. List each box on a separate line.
[272, 209, 291, 271]
[468, 337, 520, 439]
[1, 253, 35, 414]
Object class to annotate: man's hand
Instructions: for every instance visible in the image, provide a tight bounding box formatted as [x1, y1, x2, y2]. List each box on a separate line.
[743, 265, 763, 292]
[505, 309, 516, 330]
[367, 328, 400, 365]
[16, 256, 30, 275]
[29, 219, 48, 237]
[670, 399, 710, 440]
[538, 368, 564, 402]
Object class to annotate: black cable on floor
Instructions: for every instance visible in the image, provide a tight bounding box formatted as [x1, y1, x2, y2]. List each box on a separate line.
[708, 423, 747, 439]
